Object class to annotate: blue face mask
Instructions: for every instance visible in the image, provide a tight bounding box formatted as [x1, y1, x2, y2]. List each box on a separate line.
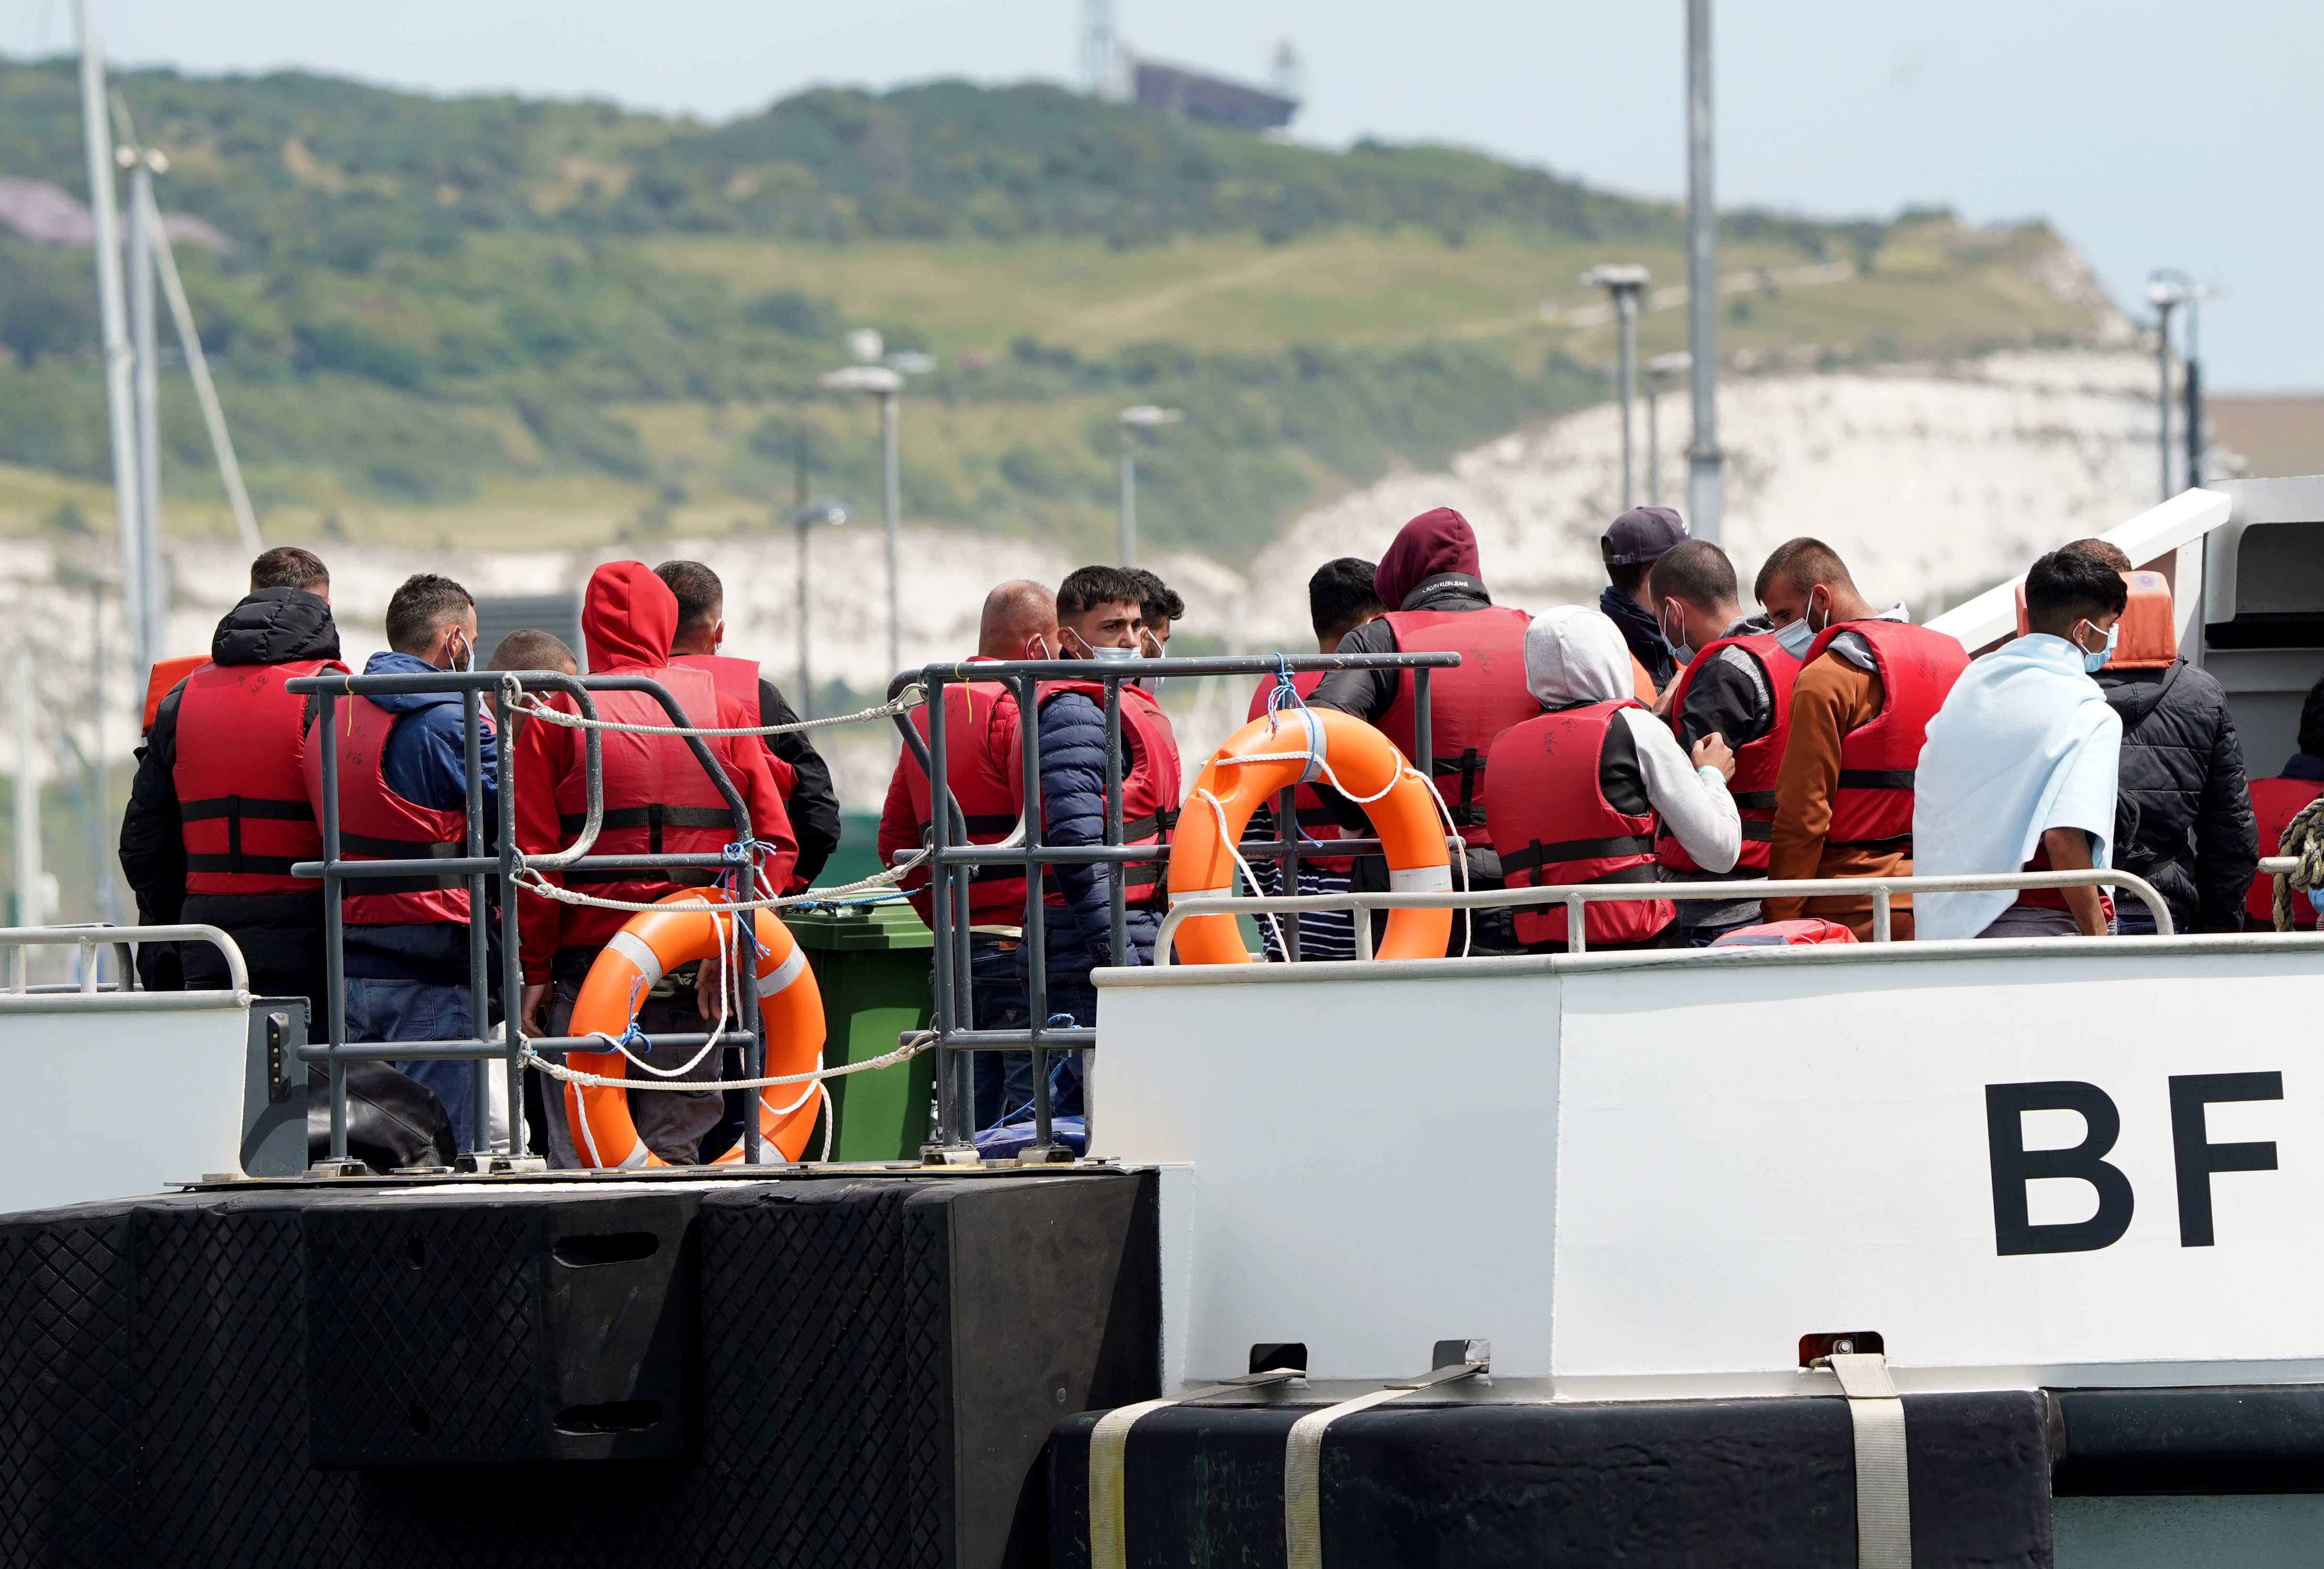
[1773, 614, 1816, 660]
[2080, 621, 2119, 673]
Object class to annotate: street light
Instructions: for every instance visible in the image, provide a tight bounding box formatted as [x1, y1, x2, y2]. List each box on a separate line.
[1115, 405, 1183, 567]
[1645, 351, 1691, 508]
[1684, 0, 1724, 544]
[788, 497, 847, 720]
[820, 362, 907, 678]
[1582, 264, 1650, 509]
[2148, 271, 2217, 498]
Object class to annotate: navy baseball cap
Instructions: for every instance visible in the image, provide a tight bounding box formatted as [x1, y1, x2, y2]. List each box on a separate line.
[1600, 506, 1689, 566]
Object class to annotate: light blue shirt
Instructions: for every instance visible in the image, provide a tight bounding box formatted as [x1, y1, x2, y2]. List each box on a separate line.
[1911, 634, 2123, 940]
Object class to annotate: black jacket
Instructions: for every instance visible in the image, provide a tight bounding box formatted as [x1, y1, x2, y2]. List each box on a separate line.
[2095, 659, 2257, 933]
[753, 676, 842, 885]
[120, 589, 342, 992]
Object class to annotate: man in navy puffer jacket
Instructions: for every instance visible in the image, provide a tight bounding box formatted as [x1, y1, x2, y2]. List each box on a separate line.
[1018, 567, 1172, 1117]
[329, 576, 499, 1147]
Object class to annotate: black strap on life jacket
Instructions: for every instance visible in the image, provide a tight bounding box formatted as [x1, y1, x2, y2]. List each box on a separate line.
[1731, 789, 1778, 810]
[1497, 834, 1656, 879]
[1430, 749, 1488, 827]
[1835, 769, 1916, 791]
[560, 803, 739, 850]
[180, 794, 316, 875]
[1825, 830, 1915, 853]
[335, 833, 469, 892]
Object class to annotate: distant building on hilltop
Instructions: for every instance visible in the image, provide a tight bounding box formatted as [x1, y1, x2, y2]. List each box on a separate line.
[1131, 57, 1298, 134]
[0, 176, 230, 253]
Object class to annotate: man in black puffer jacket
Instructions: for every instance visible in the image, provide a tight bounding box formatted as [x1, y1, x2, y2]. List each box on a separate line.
[120, 547, 348, 1012]
[2065, 539, 2258, 933]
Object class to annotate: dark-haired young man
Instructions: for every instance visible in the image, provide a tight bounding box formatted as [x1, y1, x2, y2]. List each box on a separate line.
[1021, 565, 1181, 1115]
[1649, 539, 1794, 942]
[1242, 557, 1384, 961]
[2059, 537, 2256, 935]
[1601, 506, 1689, 689]
[1757, 536, 1967, 938]
[1914, 550, 2127, 939]
[1127, 567, 1184, 657]
[652, 559, 841, 889]
[121, 547, 347, 1007]
[302, 572, 500, 1149]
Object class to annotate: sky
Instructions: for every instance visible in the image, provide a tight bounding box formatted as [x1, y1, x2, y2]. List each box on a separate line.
[11, 0, 2319, 391]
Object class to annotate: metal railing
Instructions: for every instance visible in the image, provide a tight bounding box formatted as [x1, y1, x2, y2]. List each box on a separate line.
[898, 651, 1461, 1163]
[285, 667, 767, 1169]
[1154, 866, 2179, 962]
[0, 923, 243, 1007]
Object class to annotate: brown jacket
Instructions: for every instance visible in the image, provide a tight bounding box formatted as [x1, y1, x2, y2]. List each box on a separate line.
[1764, 653, 1914, 938]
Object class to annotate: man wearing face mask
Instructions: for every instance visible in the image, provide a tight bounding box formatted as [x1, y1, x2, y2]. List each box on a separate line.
[301, 573, 499, 1148]
[878, 578, 1056, 1127]
[1648, 540, 1796, 943]
[1912, 549, 2127, 939]
[1024, 566, 1182, 1072]
[1756, 537, 1968, 938]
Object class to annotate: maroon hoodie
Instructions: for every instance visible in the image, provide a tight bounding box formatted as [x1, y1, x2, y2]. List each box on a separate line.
[1374, 507, 1483, 612]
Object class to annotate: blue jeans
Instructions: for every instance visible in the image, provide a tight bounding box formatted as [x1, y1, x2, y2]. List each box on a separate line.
[346, 978, 477, 1155]
[963, 936, 1031, 1130]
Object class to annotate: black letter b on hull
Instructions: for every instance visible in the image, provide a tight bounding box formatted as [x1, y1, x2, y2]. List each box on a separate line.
[1987, 1081, 2136, 1256]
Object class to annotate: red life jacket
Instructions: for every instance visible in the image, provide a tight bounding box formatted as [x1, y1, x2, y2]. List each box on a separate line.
[302, 694, 478, 926]
[1375, 606, 1538, 846]
[898, 661, 1026, 926]
[1035, 678, 1182, 908]
[1245, 674, 1351, 875]
[1801, 619, 1969, 855]
[1655, 632, 1799, 872]
[668, 652, 797, 799]
[174, 656, 346, 895]
[553, 663, 741, 903]
[2248, 775, 2324, 925]
[1484, 700, 1673, 948]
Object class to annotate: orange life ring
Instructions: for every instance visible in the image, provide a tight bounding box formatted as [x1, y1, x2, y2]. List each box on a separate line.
[1167, 705, 1453, 963]
[564, 888, 826, 1167]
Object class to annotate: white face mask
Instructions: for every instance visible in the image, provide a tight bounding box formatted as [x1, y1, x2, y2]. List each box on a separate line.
[1658, 603, 1694, 666]
[1772, 615, 1815, 660]
[1088, 643, 1139, 663]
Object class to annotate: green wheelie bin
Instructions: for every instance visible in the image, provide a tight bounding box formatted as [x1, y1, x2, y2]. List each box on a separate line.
[787, 899, 934, 1161]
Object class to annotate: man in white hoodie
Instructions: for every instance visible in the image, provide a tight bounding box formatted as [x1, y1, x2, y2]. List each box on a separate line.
[1914, 549, 2128, 940]
[1483, 606, 1740, 950]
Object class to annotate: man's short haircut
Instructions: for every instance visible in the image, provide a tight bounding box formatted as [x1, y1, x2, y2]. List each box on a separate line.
[2300, 673, 2324, 759]
[384, 573, 475, 655]
[2062, 537, 2134, 573]
[653, 560, 723, 631]
[2024, 547, 2130, 631]
[1754, 537, 1855, 603]
[1057, 564, 1142, 620]
[1649, 540, 1739, 611]
[487, 627, 577, 672]
[1309, 557, 1382, 638]
[1127, 567, 1184, 627]
[249, 545, 328, 593]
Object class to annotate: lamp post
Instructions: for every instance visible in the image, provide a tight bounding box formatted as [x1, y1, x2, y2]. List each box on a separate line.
[1582, 265, 1650, 509]
[820, 362, 907, 678]
[788, 497, 847, 720]
[1115, 405, 1182, 567]
[2149, 271, 2215, 497]
[1646, 350, 1691, 508]
[1684, 0, 1724, 544]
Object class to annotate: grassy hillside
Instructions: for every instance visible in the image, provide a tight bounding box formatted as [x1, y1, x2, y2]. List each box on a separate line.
[0, 60, 2114, 563]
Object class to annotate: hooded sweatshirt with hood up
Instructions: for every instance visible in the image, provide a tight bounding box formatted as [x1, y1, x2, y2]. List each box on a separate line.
[1308, 507, 1499, 722]
[121, 587, 348, 991]
[1500, 606, 1740, 875]
[514, 562, 797, 982]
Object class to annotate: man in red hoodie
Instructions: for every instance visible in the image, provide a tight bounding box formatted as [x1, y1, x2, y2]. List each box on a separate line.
[515, 562, 797, 1166]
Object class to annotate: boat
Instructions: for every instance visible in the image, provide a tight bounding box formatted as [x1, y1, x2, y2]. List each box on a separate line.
[3, 475, 2324, 1568]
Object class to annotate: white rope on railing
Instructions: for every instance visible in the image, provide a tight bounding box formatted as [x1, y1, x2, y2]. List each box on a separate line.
[510, 683, 923, 739]
[524, 1029, 937, 1091]
[509, 849, 930, 914]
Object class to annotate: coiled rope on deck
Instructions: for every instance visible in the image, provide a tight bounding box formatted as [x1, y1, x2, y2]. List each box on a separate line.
[2273, 794, 2324, 931]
